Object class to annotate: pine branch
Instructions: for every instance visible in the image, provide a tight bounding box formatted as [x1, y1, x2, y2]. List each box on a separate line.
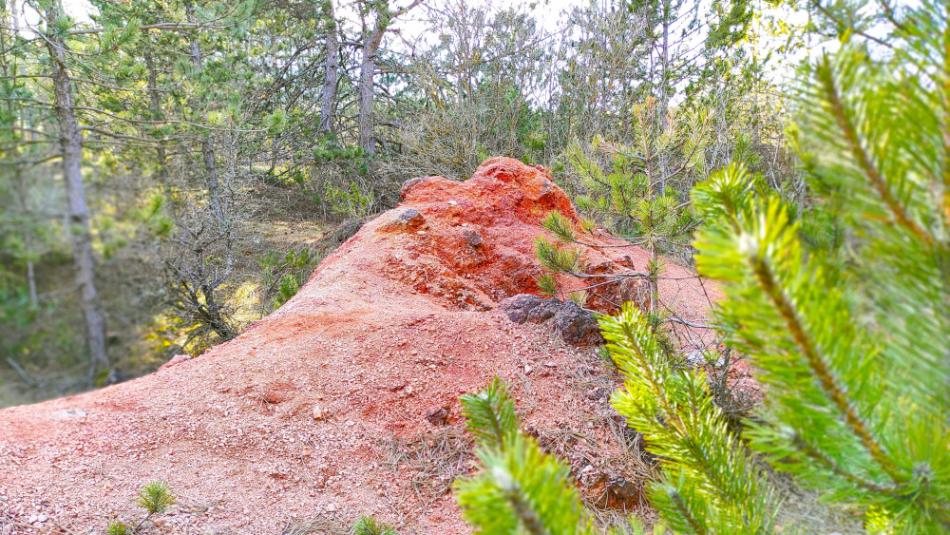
[456, 379, 594, 535]
[747, 252, 901, 483]
[460, 376, 518, 449]
[815, 57, 933, 245]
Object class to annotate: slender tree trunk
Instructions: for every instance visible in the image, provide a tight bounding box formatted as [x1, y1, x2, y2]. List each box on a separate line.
[26, 260, 38, 307]
[44, 3, 109, 380]
[658, 0, 671, 196]
[13, 167, 38, 308]
[144, 48, 169, 190]
[358, 26, 384, 156]
[356, 0, 420, 155]
[185, 1, 226, 232]
[319, 0, 339, 134]
[181, 1, 234, 341]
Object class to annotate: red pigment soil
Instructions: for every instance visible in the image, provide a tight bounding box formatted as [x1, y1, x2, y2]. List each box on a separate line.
[0, 158, 721, 534]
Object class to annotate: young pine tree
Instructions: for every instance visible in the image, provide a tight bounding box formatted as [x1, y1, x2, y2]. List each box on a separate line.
[454, 377, 596, 535]
[461, 2, 948, 533]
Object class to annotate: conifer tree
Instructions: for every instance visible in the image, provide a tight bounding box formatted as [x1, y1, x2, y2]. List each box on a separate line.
[463, 3, 948, 533]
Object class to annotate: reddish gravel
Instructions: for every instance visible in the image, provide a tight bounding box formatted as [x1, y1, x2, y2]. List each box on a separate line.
[0, 158, 720, 534]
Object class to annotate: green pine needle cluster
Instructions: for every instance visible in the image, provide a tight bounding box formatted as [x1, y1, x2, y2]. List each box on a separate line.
[535, 237, 580, 274]
[107, 520, 130, 535]
[137, 480, 175, 516]
[564, 131, 694, 251]
[536, 273, 559, 297]
[600, 304, 776, 534]
[352, 516, 398, 535]
[542, 211, 578, 243]
[455, 377, 595, 535]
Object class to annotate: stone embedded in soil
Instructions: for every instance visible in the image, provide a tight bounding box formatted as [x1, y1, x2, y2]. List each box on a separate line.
[380, 207, 426, 233]
[425, 406, 450, 426]
[553, 301, 604, 346]
[500, 294, 603, 346]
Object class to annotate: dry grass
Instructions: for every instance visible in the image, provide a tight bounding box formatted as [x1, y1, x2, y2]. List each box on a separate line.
[280, 515, 350, 535]
[385, 427, 473, 507]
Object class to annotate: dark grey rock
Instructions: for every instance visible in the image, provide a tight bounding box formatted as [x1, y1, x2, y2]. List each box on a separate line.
[463, 229, 483, 248]
[499, 294, 545, 324]
[397, 208, 424, 225]
[500, 294, 603, 346]
[553, 301, 603, 346]
[527, 300, 562, 323]
[380, 208, 425, 233]
[499, 294, 561, 324]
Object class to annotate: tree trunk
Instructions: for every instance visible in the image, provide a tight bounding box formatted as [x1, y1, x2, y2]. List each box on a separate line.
[144, 48, 169, 190]
[44, 2, 109, 380]
[356, 0, 420, 155]
[658, 0, 671, 196]
[358, 25, 385, 156]
[319, 0, 339, 134]
[185, 1, 227, 232]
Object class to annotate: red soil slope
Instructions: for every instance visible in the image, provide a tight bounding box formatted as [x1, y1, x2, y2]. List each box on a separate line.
[0, 158, 718, 534]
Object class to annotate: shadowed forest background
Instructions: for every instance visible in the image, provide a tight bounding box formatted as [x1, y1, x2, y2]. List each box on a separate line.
[0, 0, 920, 402]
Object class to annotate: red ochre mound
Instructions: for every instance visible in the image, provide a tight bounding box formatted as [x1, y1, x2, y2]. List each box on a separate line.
[0, 157, 718, 534]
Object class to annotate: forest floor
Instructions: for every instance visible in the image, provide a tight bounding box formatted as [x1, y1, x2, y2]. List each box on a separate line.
[0, 158, 721, 534]
[0, 181, 333, 408]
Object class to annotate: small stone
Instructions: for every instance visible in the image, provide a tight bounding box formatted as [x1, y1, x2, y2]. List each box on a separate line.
[379, 208, 425, 233]
[311, 405, 327, 421]
[553, 301, 604, 346]
[463, 229, 483, 248]
[426, 406, 450, 426]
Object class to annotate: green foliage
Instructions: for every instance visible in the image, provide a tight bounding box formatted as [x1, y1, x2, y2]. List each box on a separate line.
[137, 481, 175, 515]
[460, 377, 518, 449]
[352, 516, 397, 535]
[136, 193, 173, 238]
[534, 237, 579, 274]
[541, 210, 577, 242]
[258, 247, 317, 311]
[535, 273, 558, 297]
[456, 377, 594, 535]
[600, 303, 776, 534]
[322, 181, 375, 219]
[607, 516, 666, 535]
[562, 110, 699, 255]
[106, 520, 130, 535]
[688, 7, 950, 523]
